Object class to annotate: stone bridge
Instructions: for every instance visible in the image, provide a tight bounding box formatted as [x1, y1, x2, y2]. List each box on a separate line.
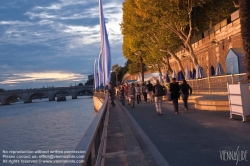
[0, 85, 93, 105]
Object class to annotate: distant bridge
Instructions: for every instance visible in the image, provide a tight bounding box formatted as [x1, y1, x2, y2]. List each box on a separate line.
[0, 85, 93, 105]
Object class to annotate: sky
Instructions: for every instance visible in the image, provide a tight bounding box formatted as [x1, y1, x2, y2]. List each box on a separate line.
[0, 0, 126, 90]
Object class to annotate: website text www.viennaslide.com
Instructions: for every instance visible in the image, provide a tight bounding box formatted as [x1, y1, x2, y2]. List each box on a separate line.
[2, 150, 86, 164]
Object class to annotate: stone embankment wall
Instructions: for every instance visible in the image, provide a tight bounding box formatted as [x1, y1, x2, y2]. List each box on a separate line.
[93, 93, 106, 111]
[171, 10, 242, 76]
[123, 10, 243, 82]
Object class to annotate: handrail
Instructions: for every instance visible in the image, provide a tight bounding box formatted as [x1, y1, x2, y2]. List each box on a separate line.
[64, 93, 109, 166]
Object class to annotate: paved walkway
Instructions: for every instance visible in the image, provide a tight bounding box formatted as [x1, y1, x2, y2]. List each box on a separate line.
[106, 98, 250, 166]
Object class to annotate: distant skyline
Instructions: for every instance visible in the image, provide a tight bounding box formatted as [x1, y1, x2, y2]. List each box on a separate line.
[0, 0, 126, 89]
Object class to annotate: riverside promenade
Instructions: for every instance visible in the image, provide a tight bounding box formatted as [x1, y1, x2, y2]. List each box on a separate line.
[105, 98, 250, 166]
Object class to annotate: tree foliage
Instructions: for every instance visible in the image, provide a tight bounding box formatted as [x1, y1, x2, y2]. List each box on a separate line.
[238, 0, 250, 81]
[78, 83, 83, 86]
[85, 79, 93, 85]
[121, 0, 237, 75]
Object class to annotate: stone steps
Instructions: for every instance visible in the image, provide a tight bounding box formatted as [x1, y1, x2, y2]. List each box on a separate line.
[194, 95, 229, 111]
[164, 94, 230, 111]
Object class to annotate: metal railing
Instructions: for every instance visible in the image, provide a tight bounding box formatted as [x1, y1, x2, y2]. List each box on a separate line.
[186, 73, 247, 94]
[64, 92, 109, 166]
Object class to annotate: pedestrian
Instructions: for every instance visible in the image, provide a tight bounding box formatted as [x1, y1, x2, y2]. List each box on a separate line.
[180, 79, 192, 110]
[142, 82, 147, 102]
[169, 78, 180, 114]
[135, 83, 142, 104]
[107, 82, 115, 106]
[128, 83, 136, 106]
[119, 85, 125, 105]
[153, 79, 164, 115]
[124, 83, 129, 104]
[146, 81, 153, 102]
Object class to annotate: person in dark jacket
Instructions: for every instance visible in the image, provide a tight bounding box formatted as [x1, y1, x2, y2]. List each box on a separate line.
[128, 83, 136, 106]
[107, 82, 115, 106]
[142, 82, 148, 102]
[147, 81, 153, 102]
[180, 79, 192, 110]
[153, 79, 164, 115]
[169, 78, 180, 114]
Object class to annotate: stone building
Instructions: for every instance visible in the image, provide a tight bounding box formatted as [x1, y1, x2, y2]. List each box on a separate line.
[123, 10, 243, 83]
[170, 10, 242, 76]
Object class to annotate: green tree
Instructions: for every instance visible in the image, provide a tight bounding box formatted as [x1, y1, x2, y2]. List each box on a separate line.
[125, 0, 236, 68]
[237, 0, 250, 81]
[121, 0, 151, 82]
[85, 79, 93, 85]
[128, 61, 145, 75]
[78, 83, 83, 86]
[112, 64, 122, 86]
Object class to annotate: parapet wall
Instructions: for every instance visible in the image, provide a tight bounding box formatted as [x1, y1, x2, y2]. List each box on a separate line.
[171, 10, 242, 76]
[123, 10, 243, 83]
[93, 93, 106, 111]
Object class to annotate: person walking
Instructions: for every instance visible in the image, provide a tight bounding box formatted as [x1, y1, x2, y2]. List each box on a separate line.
[147, 81, 153, 102]
[180, 79, 192, 110]
[169, 78, 180, 114]
[124, 83, 129, 104]
[142, 82, 147, 102]
[153, 80, 164, 115]
[128, 83, 136, 107]
[135, 83, 142, 104]
[107, 82, 115, 106]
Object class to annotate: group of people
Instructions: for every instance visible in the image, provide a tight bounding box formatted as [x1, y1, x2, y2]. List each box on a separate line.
[107, 78, 192, 115]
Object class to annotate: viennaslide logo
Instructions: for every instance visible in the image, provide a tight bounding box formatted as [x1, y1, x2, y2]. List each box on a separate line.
[220, 146, 248, 165]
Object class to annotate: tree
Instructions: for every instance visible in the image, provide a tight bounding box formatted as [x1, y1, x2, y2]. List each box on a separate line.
[122, 0, 237, 79]
[130, 0, 236, 67]
[0, 88, 5, 92]
[121, 0, 150, 82]
[78, 83, 83, 86]
[85, 79, 93, 85]
[237, 0, 250, 81]
[128, 61, 143, 74]
[112, 64, 121, 86]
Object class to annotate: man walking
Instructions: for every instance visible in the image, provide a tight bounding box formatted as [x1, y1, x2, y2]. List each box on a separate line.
[153, 79, 164, 115]
[142, 82, 148, 102]
[107, 82, 115, 106]
[146, 81, 153, 102]
[180, 79, 192, 110]
[169, 78, 180, 114]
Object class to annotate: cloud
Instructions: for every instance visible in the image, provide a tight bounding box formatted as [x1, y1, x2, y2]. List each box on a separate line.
[0, 72, 87, 84]
[0, 0, 126, 89]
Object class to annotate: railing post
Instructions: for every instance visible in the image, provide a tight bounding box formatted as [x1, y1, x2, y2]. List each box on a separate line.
[208, 76, 211, 94]
[231, 74, 234, 84]
[196, 79, 198, 94]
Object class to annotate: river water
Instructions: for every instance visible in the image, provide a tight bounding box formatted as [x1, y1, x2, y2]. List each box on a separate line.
[0, 96, 96, 165]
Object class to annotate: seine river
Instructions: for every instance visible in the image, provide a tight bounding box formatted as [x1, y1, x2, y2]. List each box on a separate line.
[0, 96, 96, 165]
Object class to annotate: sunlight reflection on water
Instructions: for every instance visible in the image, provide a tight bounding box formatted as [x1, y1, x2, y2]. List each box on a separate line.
[0, 96, 95, 165]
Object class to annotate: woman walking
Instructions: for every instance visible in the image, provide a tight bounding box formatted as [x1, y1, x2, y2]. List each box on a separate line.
[180, 79, 192, 110]
[142, 82, 147, 102]
[153, 80, 164, 115]
[135, 83, 142, 104]
[169, 78, 180, 114]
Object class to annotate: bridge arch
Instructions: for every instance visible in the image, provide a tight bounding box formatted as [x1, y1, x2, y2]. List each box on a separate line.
[27, 92, 47, 102]
[76, 89, 93, 96]
[3, 94, 23, 105]
[51, 90, 72, 101]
